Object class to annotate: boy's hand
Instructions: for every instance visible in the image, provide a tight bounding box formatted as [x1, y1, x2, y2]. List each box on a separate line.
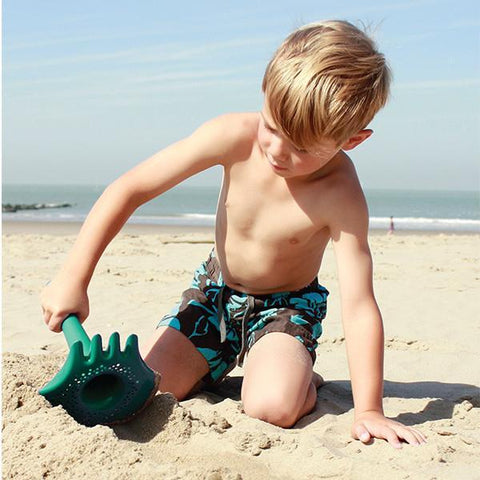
[352, 410, 427, 449]
[40, 274, 89, 333]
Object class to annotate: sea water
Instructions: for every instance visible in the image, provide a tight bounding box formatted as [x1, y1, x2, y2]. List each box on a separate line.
[2, 184, 479, 232]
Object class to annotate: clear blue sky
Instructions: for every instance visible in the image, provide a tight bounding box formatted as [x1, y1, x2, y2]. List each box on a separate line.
[3, 0, 479, 190]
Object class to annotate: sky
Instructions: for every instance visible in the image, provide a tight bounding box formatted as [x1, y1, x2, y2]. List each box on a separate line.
[2, 0, 479, 190]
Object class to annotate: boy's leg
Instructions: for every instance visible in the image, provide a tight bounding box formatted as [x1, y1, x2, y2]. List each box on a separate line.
[241, 332, 318, 428]
[141, 326, 210, 400]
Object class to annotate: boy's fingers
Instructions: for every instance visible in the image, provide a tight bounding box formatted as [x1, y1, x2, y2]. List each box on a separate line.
[405, 427, 427, 444]
[49, 314, 64, 332]
[49, 312, 73, 332]
[390, 424, 427, 446]
[384, 429, 403, 449]
[353, 418, 426, 449]
[397, 427, 420, 446]
[353, 424, 371, 443]
[356, 423, 402, 449]
[360, 432, 371, 443]
[42, 310, 52, 326]
[412, 428, 427, 443]
[43, 307, 88, 333]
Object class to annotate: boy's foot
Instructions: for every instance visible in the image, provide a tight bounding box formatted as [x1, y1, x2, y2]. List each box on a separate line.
[312, 371, 324, 389]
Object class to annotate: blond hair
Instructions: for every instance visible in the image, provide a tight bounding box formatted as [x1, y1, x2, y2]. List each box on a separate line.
[262, 20, 391, 148]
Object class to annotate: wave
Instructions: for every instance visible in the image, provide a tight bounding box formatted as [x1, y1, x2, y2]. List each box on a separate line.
[2, 211, 83, 222]
[370, 216, 480, 232]
[3, 210, 479, 232]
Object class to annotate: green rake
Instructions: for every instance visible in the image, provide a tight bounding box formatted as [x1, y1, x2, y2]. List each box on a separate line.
[39, 315, 160, 427]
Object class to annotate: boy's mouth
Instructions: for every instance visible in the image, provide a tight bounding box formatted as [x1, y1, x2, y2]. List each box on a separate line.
[267, 154, 288, 171]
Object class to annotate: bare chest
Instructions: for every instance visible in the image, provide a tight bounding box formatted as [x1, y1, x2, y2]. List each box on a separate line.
[218, 162, 328, 247]
[214, 156, 335, 291]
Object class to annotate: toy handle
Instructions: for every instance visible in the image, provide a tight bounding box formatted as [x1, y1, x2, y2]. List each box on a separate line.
[61, 314, 91, 354]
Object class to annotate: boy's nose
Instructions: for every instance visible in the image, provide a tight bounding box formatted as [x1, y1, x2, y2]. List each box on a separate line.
[268, 135, 290, 160]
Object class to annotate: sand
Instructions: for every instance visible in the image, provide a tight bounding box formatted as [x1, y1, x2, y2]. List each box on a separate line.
[2, 222, 480, 480]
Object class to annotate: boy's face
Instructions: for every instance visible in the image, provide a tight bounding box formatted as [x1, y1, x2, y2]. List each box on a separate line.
[258, 102, 341, 179]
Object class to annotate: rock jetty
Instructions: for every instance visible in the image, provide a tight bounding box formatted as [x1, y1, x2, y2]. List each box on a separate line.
[2, 203, 72, 213]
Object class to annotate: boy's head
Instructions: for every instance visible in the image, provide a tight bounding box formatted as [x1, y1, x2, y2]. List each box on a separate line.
[262, 20, 391, 149]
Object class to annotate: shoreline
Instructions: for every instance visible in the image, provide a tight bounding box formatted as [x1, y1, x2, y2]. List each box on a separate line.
[1, 220, 215, 236]
[2, 219, 478, 236]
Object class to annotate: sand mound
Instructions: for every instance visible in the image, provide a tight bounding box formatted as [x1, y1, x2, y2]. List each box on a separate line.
[3, 352, 253, 479]
[3, 351, 480, 480]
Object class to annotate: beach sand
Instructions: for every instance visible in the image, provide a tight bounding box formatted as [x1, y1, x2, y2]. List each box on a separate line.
[2, 222, 480, 479]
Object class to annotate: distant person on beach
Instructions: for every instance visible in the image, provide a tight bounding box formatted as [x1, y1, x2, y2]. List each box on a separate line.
[41, 21, 425, 448]
[389, 216, 395, 235]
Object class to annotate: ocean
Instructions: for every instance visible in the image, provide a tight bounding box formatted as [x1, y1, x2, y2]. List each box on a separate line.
[2, 184, 479, 232]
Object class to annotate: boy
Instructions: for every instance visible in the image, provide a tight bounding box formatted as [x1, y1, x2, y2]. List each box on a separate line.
[41, 20, 425, 448]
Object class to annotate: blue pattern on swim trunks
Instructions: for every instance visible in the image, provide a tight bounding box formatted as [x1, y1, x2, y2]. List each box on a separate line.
[158, 255, 329, 383]
[290, 314, 310, 326]
[289, 292, 328, 319]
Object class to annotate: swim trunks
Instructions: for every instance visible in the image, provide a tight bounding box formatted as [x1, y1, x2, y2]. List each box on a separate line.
[158, 250, 329, 383]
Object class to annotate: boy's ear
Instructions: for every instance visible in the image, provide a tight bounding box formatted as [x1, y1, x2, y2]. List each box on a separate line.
[341, 129, 373, 151]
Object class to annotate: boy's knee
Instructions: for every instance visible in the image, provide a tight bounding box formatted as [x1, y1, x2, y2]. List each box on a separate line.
[242, 394, 299, 428]
[161, 384, 189, 402]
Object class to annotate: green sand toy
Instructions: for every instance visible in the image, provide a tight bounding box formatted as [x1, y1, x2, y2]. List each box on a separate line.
[39, 315, 160, 427]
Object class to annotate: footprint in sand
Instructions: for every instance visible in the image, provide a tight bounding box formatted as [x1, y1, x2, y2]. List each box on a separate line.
[385, 337, 430, 351]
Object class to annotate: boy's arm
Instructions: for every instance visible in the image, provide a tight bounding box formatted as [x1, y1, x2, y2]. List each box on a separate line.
[41, 114, 247, 332]
[330, 185, 426, 448]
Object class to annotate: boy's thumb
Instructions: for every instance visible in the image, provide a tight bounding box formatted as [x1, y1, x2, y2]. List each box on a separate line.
[353, 424, 371, 443]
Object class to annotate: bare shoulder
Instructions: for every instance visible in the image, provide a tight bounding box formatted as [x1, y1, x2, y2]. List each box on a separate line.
[193, 112, 259, 164]
[213, 112, 260, 134]
[325, 153, 375, 302]
[323, 152, 369, 240]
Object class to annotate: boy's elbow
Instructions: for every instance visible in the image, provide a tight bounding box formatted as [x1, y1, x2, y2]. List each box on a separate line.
[99, 176, 142, 214]
[107, 173, 149, 208]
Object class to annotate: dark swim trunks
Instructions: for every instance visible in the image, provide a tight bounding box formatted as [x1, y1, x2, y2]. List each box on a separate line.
[158, 250, 329, 383]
